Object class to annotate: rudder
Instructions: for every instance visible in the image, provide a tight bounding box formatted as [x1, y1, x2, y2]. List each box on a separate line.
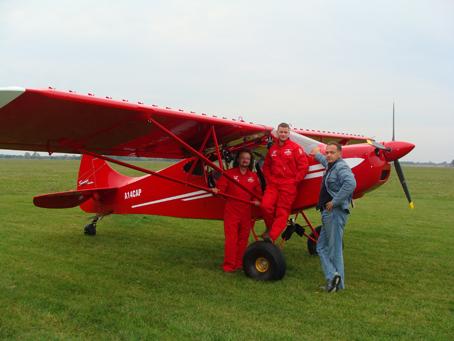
[77, 154, 133, 190]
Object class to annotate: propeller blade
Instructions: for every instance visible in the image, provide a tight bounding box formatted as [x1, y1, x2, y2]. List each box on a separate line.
[392, 102, 395, 141]
[393, 159, 414, 209]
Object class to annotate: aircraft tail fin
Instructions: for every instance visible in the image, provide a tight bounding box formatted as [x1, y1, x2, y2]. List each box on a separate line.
[77, 154, 133, 190]
[33, 155, 137, 210]
[33, 155, 136, 210]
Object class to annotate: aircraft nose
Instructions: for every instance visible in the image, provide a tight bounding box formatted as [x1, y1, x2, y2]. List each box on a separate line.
[382, 141, 415, 161]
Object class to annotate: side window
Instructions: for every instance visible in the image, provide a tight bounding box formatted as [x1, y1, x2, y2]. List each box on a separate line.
[183, 159, 204, 176]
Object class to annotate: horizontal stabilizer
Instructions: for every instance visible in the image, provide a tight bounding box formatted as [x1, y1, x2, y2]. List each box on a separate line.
[33, 187, 116, 209]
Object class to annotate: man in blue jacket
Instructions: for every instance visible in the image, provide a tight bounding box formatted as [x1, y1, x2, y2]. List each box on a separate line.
[311, 142, 356, 292]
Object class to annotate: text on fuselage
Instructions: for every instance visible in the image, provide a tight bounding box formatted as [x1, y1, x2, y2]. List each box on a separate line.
[125, 189, 142, 200]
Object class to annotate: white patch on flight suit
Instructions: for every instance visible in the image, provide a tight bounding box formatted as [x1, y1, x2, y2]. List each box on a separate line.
[284, 149, 292, 156]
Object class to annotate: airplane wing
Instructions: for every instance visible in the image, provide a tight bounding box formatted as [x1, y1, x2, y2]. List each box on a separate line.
[0, 87, 269, 158]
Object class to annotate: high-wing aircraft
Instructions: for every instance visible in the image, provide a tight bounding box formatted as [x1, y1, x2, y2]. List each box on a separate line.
[0, 87, 415, 280]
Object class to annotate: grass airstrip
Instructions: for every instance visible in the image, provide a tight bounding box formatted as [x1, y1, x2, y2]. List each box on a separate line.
[0, 159, 453, 340]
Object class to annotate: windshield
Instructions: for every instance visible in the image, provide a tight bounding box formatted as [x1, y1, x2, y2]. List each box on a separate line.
[271, 129, 323, 154]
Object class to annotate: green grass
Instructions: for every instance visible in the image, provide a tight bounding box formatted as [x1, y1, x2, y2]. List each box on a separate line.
[0, 160, 453, 340]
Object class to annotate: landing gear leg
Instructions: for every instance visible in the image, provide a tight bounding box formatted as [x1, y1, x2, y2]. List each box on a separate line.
[84, 216, 99, 236]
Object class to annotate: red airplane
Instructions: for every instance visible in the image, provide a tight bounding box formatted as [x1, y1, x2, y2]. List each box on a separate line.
[0, 87, 415, 280]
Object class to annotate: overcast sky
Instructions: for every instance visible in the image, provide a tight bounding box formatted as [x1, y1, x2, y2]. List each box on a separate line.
[1, 0, 453, 162]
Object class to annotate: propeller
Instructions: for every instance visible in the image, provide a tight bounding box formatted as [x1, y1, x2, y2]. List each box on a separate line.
[390, 102, 415, 209]
[393, 157, 414, 208]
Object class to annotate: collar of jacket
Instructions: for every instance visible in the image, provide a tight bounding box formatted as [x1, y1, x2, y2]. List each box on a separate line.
[327, 159, 339, 170]
[277, 138, 292, 148]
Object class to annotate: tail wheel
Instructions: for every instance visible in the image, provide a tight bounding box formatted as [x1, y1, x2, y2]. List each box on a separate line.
[307, 225, 322, 255]
[84, 223, 96, 236]
[84, 216, 99, 236]
[243, 241, 286, 281]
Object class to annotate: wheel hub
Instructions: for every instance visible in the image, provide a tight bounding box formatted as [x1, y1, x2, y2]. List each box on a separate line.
[255, 257, 270, 273]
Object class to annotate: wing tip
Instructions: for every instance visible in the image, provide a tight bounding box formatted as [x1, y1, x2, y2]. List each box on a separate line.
[0, 86, 26, 109]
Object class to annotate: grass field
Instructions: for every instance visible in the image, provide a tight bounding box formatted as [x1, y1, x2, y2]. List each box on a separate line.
[0, 160, 453, 340]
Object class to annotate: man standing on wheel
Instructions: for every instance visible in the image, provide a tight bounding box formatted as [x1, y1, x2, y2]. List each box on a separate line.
[311, 142, 356, 292]
[261, 123, 309, 242]
[212, 149, 262, 272]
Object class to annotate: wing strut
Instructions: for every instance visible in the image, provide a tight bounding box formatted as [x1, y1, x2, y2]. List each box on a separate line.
[187, 126, 213, 176]
[146, 115, 261, 200]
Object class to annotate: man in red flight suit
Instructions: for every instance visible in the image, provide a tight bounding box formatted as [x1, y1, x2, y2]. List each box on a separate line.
[261, 122, 309, 242]
[213, 149, 262, 272]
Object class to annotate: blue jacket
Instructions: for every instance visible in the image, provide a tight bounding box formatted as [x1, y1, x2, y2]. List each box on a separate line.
[315, 153, 356, 210]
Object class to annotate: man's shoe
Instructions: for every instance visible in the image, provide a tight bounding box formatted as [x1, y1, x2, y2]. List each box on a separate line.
[332, 273, 341, 287]
[223, 268, 236, 273]
[326, 283, 337, 293]
[319, 280, 335, 292]
[329, 273, 341, 292]
[323, 279, 336, 293]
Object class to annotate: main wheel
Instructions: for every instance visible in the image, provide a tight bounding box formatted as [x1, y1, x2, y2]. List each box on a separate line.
[307, 226, 322, 255]
[84, 223, 96, 236]
[243, 241, 286, 281]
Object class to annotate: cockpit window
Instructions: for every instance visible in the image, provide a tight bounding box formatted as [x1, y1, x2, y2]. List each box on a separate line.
[183, 159, 204, 176]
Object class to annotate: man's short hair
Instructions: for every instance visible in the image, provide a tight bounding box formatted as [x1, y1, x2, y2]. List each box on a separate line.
[327, 141, 342, 152]
[238, 148, 253, 159]
[277, 122, 290, 129]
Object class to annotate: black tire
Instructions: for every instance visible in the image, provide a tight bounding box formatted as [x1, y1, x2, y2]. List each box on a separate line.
[84, 223, 96, 236]
[307, 226, 322, 255]
[243, 241, 286, 281]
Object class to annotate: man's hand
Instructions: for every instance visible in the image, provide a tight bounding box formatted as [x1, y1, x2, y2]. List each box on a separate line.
[253, 200, 261, 207]
[211, 188, 220, 194]
[311, 146, 320, 155]
[325, 201, 334, 211]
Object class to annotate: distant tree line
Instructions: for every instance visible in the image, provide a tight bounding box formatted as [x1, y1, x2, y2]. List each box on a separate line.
[401, 160, 454, 168]
[0, 153, 175, 162]
[0, 152, 80, 160]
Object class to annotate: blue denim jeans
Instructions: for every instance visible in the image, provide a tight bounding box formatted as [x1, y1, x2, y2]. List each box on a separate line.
[317, 207, 348, 289]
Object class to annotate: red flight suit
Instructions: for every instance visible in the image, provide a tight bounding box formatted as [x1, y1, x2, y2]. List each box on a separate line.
[216, 167, 262, 272]
[262, 138, 309, 241]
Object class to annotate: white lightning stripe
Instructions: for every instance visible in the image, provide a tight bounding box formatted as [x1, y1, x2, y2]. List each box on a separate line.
[182, 193, 213, 201]
[344, 158, 364, 169]
[304, 158, 365, 180]
[132, 190, 206, 208]
[304, 171, 325, 180]
[308, 164, 324, 172]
